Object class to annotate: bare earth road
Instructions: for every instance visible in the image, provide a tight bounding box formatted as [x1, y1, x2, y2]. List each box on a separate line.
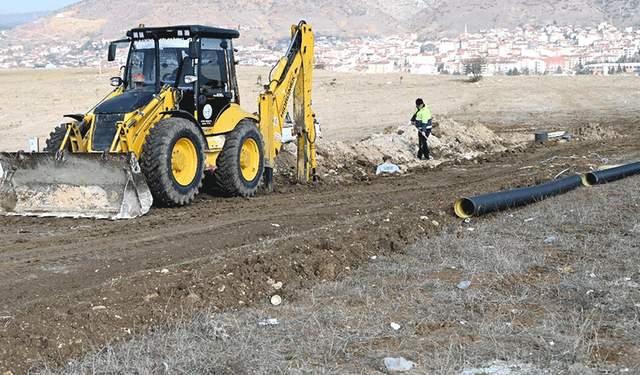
[0, 68, 639, 373]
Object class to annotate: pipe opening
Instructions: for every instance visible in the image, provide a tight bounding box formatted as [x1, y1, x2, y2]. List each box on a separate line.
[584, 173, 598, 187]
[454, 198, 475, 218]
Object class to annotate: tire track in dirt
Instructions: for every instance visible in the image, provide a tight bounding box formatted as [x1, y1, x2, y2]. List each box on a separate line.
[0, 174, 435, 308]
[1, 134, 639, 373]
[0, 137, 624, 304]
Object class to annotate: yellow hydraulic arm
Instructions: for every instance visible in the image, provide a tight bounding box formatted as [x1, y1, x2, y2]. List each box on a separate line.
[258, 21, 316, 191]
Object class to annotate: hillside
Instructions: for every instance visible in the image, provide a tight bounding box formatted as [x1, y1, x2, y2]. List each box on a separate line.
[415, 0, 606, 38]
[1, 0, 639, 49]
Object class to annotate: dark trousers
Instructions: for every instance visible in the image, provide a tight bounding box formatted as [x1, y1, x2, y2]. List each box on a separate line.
[418, 129, 430, 159]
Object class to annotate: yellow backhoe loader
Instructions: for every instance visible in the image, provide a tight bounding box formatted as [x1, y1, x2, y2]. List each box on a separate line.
[0, 21, 317, 219]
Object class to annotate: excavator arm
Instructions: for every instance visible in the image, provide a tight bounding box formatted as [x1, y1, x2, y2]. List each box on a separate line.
[258, 21, 316, 191]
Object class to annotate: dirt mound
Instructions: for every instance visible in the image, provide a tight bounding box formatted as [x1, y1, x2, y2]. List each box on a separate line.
[272, 117, 625, 186]
[274, 117, 531, 181]
[575, 122, 621, 141]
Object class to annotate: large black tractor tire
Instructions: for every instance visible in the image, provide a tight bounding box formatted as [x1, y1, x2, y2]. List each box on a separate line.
[43, 123, 73, 152]
[140, 117, 206, 206]
[213, 120, 265, 197]
[43, 121, 90, 152]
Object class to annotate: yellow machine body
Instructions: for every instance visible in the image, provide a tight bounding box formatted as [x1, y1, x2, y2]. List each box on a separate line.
[0, 22, 316, 219]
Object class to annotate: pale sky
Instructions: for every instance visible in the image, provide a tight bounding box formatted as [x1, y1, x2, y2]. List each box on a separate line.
[0, 0, 81, 14]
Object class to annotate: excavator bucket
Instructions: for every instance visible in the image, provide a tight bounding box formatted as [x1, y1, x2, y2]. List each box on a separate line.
[0, 151, 152, 219]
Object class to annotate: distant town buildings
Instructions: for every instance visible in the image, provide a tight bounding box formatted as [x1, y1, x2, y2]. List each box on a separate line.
[1, 21, 639, 75]
[305, 22, 640, 76]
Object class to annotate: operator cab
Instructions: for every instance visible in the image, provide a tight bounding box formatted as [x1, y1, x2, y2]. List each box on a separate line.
[108, 25, 241, 127]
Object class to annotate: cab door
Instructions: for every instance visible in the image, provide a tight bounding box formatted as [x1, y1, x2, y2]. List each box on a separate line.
[198, 38, 233, 127]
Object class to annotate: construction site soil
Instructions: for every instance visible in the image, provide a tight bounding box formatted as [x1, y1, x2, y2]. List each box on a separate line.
[0, 69, 639, 373]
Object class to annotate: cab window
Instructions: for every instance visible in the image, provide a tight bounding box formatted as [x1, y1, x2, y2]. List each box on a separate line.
[200, 38, 228, 96]
[158, 38, 192, 88]
[127, 40, 156, 89]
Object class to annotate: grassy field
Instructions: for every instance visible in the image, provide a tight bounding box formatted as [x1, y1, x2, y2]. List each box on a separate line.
[34, 174, 640, 374]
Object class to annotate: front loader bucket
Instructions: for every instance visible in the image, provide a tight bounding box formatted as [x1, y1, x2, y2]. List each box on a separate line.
[0, 151, 152, 219]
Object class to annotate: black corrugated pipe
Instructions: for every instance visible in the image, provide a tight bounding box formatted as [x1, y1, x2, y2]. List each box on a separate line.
[582, 161, 640, 187]
[454, 174, 583, 219]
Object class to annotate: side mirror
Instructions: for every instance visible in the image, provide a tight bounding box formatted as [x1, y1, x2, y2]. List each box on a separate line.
[220, 40, 228, 49]
[110, 76, 123, 87]
[108, 43, 117, 62]
[188, 41, 199, 59]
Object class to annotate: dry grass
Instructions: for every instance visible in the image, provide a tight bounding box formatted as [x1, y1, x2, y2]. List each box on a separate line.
[34, 176, 640, 374]
[3, 68, 640, 152]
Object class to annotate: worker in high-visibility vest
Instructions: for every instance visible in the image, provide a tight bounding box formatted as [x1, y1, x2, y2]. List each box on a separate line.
[411, 98, 432, 160]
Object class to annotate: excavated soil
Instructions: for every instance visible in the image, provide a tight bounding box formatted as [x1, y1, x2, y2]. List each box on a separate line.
[0, 68, 639, 373]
